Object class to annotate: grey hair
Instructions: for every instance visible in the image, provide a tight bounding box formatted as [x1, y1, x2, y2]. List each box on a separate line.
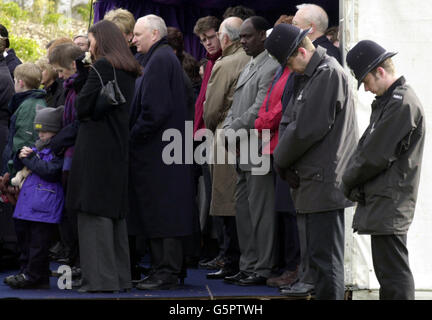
[296, 3, 329, 33]
[140, 14, 167, 38]
[221, 21, 240, 41]
[73, 34, 88, 41]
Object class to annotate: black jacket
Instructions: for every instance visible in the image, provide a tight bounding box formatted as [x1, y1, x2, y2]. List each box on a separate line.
[342, 77, 425, 235]
[127, 38, 195, 238]
[0, 57, 14, 126]
[5, 49, 22, 79]
[313, 35, 342, 65]
[44, 78, 65, 109]
[274, 46, 358, 213]
[66, 57, 137, 219]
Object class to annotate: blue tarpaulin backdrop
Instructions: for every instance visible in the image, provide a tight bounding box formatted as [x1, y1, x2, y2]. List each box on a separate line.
[93, 0, 339, 59]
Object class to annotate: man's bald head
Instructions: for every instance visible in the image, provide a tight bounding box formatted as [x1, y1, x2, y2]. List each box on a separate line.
[218, 16, 243, 50]
[133, 15, 167, 53]
[222, 16, 243, 32]
[293, 3, 329, 40]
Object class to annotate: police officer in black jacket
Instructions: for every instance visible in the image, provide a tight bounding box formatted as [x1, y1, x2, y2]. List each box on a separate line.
[343, 40, 425, 300]
[266, 24, 358, 300]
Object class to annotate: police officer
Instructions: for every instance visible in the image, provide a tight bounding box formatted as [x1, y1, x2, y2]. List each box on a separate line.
[343, 40, 425, 300]
[265, 24, 358, 300]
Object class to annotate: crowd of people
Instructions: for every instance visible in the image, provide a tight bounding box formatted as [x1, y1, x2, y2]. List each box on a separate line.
[0, 3, 425, 300]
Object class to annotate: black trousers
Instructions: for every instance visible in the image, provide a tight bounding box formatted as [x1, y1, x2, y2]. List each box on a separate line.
[214, 216, 240, 271]
[274, 167, 300, 272]
[14, 219, 56, 283]
[58, 171, 79, 266]
[303, 209, 345, 300]
[149, 237, 183, 281]
[371, 234, 415, 300]
[279, 211, 300, 271]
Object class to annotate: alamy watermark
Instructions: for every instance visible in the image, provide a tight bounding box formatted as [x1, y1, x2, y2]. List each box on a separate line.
[161, 121, 271, 175]
[57, 265, 72, 290]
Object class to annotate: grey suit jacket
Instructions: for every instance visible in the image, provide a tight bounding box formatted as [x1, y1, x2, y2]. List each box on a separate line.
[223, 50, 278, 172]
[223, 50, 279, 131]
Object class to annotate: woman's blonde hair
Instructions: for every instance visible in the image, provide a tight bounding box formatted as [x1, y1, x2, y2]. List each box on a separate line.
[104, 8, 136, 35]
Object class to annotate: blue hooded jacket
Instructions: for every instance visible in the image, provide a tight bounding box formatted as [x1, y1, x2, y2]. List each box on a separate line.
[13, 146, 64, 224]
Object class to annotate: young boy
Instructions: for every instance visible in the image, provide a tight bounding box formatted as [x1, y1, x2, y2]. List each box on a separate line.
[2, 63, 47, 179]
[4, 106, 65, 289]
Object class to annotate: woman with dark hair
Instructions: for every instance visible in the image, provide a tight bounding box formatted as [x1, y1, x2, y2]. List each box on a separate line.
[66, 19, 141, 293]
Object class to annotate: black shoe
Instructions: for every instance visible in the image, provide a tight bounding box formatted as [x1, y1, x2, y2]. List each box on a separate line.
[280, 281, 315, 298]
[71, 267, 81, 279]
[207, 268, 238, 280]
[199, 256, 225, 270]
[4, 273, 23, 285]
[238, 273, 267, 286]
[72, 278, 82, 288]
[224, 271, 249, 285]
[136, 276, 178, 290]
[7, 274, 50, 289]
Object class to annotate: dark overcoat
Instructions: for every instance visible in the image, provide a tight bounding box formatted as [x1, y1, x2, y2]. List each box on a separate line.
[127, 38, 195, 238]
[274, 47, 359, 213]
[342, 77, 425, 235]
[66, 57, 136, 219]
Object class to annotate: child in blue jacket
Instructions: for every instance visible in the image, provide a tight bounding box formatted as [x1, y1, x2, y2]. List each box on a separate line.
[4, 106, 65, 289]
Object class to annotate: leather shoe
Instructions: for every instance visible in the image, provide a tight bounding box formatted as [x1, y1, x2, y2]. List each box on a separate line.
[7, 274, 50, 289]
[267, 268, 298, 287]
[4, 273, 23, 285]
[207, 268, 238, 280]
[238, 273, 267, 286]
[199, 256, 225, 270]
[224, 271, 249, 285]
[280, 281, 315, 298]
[136, 276, 178, 290]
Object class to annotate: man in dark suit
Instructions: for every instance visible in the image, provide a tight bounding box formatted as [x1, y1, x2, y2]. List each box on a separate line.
[292, 3, 341, 64]
[128, 15, 195, 290]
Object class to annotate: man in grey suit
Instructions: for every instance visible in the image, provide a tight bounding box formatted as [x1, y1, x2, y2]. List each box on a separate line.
[222, 16, 279, 286]
[266, 24, 358, 299]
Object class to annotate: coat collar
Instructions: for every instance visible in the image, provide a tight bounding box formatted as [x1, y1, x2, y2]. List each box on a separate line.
[8, 89, 46, 115]
[313, 35, 331, 47]
[236, 50, 270, 89]
[304, 46, 327, 77]
[373, 76, 406, 108]
[221, 40, 243, 58]
[140, 37, 169, 68]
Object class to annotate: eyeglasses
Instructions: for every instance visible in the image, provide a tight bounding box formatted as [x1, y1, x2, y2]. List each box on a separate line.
[200, 33, 217, 44]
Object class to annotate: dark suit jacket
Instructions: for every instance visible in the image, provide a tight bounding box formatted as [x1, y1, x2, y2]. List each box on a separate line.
[313, 35, 342, 65]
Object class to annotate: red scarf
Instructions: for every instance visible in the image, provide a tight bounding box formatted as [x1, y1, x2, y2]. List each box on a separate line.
[193, 49, 222, 135]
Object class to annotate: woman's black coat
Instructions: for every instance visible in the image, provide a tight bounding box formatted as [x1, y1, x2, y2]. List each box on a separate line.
[66, 57, 136, 219]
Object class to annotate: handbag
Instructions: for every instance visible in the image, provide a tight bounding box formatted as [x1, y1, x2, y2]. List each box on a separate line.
[90, 63, 126, 120]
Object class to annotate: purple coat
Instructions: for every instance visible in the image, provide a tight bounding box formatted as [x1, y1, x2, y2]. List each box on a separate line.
[13, 147, 64, 224]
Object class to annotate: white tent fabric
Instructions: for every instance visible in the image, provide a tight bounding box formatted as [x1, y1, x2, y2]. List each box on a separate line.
[342, 0, 432, 290]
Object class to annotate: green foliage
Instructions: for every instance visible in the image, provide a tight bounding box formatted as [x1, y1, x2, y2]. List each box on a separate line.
[0, 1, 28, 20]
[0, 14, 12, 31]
[74, 0, 94, 22]
[0, 0, 86, 63]
[43, 12, 62, 26]
[9, 35, 44, 63]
